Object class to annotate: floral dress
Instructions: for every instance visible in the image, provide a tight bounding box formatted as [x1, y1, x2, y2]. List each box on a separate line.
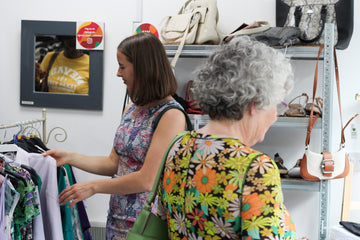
[106, 100, 183, 240]
[158, 131, 296, 240]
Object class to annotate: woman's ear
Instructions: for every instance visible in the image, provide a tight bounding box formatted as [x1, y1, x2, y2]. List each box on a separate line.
[249, 102, 255, 115]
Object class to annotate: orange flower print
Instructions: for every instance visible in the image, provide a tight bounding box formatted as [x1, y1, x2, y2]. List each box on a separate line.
[284, 209, 296, 232]
[187, 209, 206, 230]
[241, 193, 264, 220]
[193, 168, 217, 193]
[163, 170, 176, 193]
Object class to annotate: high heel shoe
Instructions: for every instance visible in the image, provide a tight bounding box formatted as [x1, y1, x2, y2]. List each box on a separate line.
[288, 158, 302, 178]
[274, 153, 288, 177]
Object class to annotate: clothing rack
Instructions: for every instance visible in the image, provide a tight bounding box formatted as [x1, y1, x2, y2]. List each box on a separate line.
[0, 108, 67, 144]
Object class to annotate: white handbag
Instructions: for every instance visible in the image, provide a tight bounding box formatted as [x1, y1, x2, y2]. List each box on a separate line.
[160, 0, 220, 68]
[160, 9, 201, 45]
[190, 0, 220, 45]
[300, 45, 358, 181]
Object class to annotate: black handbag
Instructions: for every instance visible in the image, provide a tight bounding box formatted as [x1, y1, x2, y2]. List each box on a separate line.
[276, 0, 354, 50]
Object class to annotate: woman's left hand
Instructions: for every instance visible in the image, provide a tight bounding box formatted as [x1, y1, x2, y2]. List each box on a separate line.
[59, 182, 95, 208]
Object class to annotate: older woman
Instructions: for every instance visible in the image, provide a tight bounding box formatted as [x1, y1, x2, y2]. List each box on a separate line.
[158, 36, 296, 239]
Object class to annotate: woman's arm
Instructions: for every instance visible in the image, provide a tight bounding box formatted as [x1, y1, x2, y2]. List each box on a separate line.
[43, 147, 120, 176]
[58, 108, 186, 207]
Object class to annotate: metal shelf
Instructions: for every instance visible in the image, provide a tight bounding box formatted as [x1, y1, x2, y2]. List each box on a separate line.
[281, 178, 321, 192]
[165, 44, 324, 60]
[189, 114, 321, 129]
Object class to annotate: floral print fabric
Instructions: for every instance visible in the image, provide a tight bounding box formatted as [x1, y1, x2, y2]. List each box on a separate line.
[158, 131, 296, 240]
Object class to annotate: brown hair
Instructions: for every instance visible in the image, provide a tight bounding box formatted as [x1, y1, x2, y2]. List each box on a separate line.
[117, 32, 177, 106]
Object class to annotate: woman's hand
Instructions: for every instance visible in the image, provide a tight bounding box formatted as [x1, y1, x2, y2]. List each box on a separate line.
[59, 181, 96, 208]
[43, 149, 74, 167]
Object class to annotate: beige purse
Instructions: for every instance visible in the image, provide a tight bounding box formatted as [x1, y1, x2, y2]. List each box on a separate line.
[160, 0, 220, 68]
[161, 0, 219, 45]
[190, 0, 220, 45]
[160, 8, 201, 45]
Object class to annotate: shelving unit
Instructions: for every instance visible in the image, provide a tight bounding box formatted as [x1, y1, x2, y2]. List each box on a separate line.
[165, 23, 335, 240]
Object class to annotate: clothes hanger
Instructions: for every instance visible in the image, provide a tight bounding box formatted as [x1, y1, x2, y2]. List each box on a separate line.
[0, 129, 18, 153]
[0, 144, 18, 153]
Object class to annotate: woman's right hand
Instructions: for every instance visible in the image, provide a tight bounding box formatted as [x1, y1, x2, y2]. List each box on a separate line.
[43, 149, 74, 167]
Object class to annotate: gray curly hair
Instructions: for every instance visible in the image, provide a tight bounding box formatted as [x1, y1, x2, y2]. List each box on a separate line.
[193, 36, 294, 120]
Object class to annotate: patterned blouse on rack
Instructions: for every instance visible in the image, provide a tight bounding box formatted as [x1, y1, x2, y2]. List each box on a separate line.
[158, 131, 296, 240]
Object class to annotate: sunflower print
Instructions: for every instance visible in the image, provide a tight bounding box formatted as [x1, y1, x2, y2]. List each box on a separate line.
[158, 131, 296, 239]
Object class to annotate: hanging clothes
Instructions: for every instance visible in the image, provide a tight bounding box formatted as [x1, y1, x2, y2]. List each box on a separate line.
[15, 147, 63, 240]
[1, 134, 93, 240]
[0, 175, 9, 240]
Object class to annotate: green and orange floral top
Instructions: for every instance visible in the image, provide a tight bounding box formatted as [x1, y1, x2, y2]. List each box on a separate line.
[158, 131, 296, 240]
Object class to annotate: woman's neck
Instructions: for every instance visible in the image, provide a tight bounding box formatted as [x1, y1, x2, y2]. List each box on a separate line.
[197, 118, 253, 146]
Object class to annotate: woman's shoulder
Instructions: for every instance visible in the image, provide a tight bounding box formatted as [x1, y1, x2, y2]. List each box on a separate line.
[150, 99, 184, 116]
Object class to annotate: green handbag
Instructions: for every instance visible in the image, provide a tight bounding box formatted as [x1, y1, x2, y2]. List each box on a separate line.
[126, 106, 193, 240]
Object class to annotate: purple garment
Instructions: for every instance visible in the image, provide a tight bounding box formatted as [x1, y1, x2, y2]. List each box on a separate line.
[0, 175, 9, 240]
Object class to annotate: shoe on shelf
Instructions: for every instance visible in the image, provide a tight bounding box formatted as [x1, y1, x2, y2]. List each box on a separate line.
[274, 153, 288, 177]
[285, 93, 309, 117]
[288, 158, 302, 178]
[185, 80, 203, 114]
[305, 97, 323, 117]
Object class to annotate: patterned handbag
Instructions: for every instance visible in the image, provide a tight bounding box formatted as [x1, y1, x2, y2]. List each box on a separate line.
[276, 0, 354, 49]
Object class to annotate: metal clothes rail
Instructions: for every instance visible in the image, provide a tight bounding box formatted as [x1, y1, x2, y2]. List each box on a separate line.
[0, 108, 67, 144]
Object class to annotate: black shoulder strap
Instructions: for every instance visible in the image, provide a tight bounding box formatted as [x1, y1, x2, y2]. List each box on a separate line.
[41, 52, 59, 92]
[154, 105, 194, 131]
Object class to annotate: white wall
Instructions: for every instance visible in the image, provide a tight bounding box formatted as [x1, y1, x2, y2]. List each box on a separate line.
[1, 0, 359, 238]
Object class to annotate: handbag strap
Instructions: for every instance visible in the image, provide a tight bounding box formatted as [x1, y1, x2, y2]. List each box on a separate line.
[143, 106, 193, 210]
[295, 5, 327, 43]
[153, 105, 194, 131]
[305, 45, 358, 147]
[225, 21, 271, 37]
[143, 131, 188, 210]
[170, 11, 201, 69]
[41, 52, 59, 92]
[178, 0, 193, 14]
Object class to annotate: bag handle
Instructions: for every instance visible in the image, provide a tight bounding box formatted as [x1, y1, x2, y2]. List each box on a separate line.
[143, 106, 193, 210]
[225, 21, 271, 37]
[142, 131, 187, 211]
[305, 45, 358, 147]
[153, 105, 194, 131]
[41, 52, 59, 92]
[178, 0, 193, 14]
[296, 5, 327, 43]
[170, 11, 201, 69]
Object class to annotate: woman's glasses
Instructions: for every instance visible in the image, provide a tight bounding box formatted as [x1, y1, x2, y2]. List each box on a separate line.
[277, 101, 288, 116]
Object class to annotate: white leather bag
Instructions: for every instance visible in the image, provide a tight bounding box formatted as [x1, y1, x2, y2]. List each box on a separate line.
[300, 45, 358, 181]
[161, 0, 220, 45]
[161, 0, 220, 68]
[190, 0, 220, 45]
[160, 10, 201, 45]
